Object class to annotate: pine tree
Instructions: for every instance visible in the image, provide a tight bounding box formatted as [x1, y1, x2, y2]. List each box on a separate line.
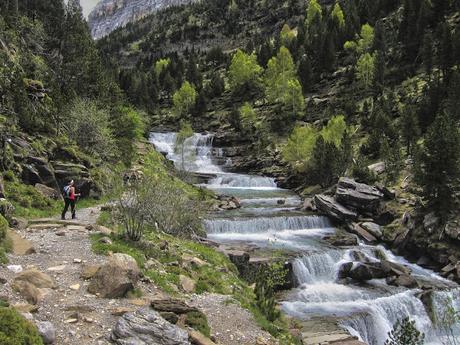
[298, 55, 313, 94]
[421, 31, 434, 76]
[415, 112, 460, 219]
[380, 137, 402, 184]
[385, 318, 425, 345]
[400, 105, 420, 155]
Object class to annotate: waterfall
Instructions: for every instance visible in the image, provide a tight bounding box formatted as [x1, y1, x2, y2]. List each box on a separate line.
[208, 174, 277, 188]
[204, 215, 332, 234]
[293, 250, 346, 284]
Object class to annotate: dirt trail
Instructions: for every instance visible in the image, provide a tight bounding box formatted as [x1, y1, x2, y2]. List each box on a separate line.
[0, 205, 277, 345]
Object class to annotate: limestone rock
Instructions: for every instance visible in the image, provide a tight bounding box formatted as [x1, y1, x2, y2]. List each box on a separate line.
[314, 194, 357, 222]
[37, 321, 56, 344]
[88, 253, 140, 298]
[35, 183, 61, 200]
[12, 280, 42, 304]
[111, 308, 191, 345]
[179, 275, 195, 293]
[336, 177, 384, 212]
[151, 299, 197, 314]
[15, 269, 56, 289]
[189, 330, 217, 345]
[80, 264, 101, 279]
[349, 223, 377, 243]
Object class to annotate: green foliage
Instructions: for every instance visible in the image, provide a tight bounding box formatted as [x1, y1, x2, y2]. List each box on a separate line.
[400, 105, 420, 154]
[345, 23, 375, 54]
[239, 102, 258, 135]
[384, 317, 424, 345]
[175, 121, 194, 171]
[415, 112, 460, 219]
[155, 58, 171, 76]
[282, 125, 318, 172]
[255, 263, 287, 322]
[0, 307, 44, 345]
[351, 155, 378, 184]
[0, 214, 9, 264]
[173, 81, 197, 119]
[64, 98, 115, 160]
[185, 311, 211, 337]
[331, 3, 345, 29]
[380, 137, 402, 184]
[305, 0, 322, 27]
[264, 47, 305, 120]
[283, 116, 349, 174]
[356, 53, 376, 89]
[280, 24, 296, 47]
[228, 49, 263, 94]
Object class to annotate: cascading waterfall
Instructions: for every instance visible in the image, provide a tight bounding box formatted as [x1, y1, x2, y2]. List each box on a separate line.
[204, 215, 332, 234]
[149, 131, 460, 345]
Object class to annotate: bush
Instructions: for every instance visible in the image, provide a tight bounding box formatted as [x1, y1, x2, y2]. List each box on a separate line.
[384, 317, 424, 345]
[185, 311, 210, 337]
[0, 307, 44, 345]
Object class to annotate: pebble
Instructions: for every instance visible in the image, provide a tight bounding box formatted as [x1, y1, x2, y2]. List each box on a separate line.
[7, 265, 23, 273]
[64, 318, 78, 324]
[37, 321, 56, 344]
[73, 259, 82, 263]
[69, 284, 80, 291]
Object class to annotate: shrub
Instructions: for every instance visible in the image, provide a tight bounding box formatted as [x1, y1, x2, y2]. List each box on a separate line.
[0, 307, 44, 345]
[384, 317, 424, 345]
[185, 311, 210, 337]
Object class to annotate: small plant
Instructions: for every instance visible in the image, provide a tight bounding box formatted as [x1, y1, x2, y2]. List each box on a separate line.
[185, 311, 210, 337]
[385, 317, 425, 345]
[0, 307, 44, 345]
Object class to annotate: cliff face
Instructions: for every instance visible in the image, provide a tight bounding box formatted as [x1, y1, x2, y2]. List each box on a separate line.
[88, 0, 194, 39]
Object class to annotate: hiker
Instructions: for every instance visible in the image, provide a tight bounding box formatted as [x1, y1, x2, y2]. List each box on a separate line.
[61, 180, 80, 220]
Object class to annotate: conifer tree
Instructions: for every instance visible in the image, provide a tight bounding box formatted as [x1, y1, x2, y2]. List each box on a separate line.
[385, 318, 424, 345]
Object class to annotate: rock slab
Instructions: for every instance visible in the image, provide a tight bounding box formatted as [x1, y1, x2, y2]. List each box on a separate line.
[111, 308, 191, 345]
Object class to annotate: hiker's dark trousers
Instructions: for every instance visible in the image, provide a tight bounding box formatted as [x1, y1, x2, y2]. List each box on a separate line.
[61, 198, 75, 219]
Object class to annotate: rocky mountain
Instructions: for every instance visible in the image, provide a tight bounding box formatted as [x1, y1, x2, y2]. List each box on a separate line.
[88, 0, 195, 39]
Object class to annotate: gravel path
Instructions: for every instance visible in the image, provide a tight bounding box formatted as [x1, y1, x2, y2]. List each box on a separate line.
[189, 294, 277, 345]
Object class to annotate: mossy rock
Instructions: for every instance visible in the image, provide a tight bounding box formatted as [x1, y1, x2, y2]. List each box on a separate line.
[0, 307, 44, 345]
[0, 214, 8, 244]
[185, 310, 210, 337]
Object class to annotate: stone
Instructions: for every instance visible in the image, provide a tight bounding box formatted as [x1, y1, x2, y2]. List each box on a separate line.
[73, 258, 82, 263]
[302, 197, 316, 212]
[151, 299, 197, 314]
[182, 254, 207, 268]
[349, 223, 377, 243]
[80, 265, 100, 279]
[14, 269, 56, 289]
[189, 330, 217, 345]
[423, 212, 439, 233]
[12, 280, 42, 304]
[386, 274, 418, 288]
[55, 230, 66, 236]
[179, 275, 195, 293]
[111, 308, 191, 345]
[13, 303, 39, 313]
[380, 260, 411, 276]
[28, 223, 62, 231]
[7, 265, 23, 273]
[314, 194, 357, 223]
[11, 217, 28, 230]
[95, 225, 113, 235]
[323, 233, 358, 247]
[99, 236, 112, 244]
[145, 258, 162, 270]
[347, 262, 387, 281]
[159, 311, 179, 324]
[111, 307, 135, 316]
[375, 183, 396, 200]
[336, 177, 384, 212]
[368, 161, 385, 175]
[35, 183, 61, 200]
[8, 230, 36, 255]
[64, 318, 78, 324]
[445, 221, 460, 240]
[69, 284, 80, 291]
[37, 321, 56, 344]
[88, 253, 140, 298]
[338, 262, 354, 279]
[47, 265, 67, 272]
[360, 222, 383, 239]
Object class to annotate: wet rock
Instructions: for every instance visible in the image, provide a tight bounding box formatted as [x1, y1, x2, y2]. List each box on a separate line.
[380, 260, 411, 276]
[37, 321, 56, 344]
[336, 177, 384, 212]
[386, 274, 418, 288]
[88, 253, 140, 298]
[347, 262, 387, 281]
[314, 194, 357, 222]
[360, 222, 382, 239]
[348, 223, 377, 243]
[338, 262, 354, 279]
[111, 308, 191, 345]
[324, 233, 358, 247]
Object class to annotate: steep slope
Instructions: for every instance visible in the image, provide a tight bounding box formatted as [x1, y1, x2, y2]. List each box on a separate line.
[88, 0, 195, 39]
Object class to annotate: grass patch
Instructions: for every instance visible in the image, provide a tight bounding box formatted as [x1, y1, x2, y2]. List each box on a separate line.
[0, 307, 44, 345]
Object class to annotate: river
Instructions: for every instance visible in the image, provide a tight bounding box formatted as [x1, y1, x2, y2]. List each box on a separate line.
[150, 131, 460, 345]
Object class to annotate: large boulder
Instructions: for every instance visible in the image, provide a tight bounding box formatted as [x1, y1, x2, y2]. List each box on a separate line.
[21, 157, 60, 191]
[314, 194, 357, 222]
[111, 308, 191, 345]
[336, 177, 384, 213]
[360, 222, 383, 239]
[348, 223, 377, 243]
[88, 253, 140, 298]
[35, 184, 61, 200]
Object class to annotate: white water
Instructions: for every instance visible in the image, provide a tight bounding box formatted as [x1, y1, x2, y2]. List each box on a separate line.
[149, 131, 460, 345]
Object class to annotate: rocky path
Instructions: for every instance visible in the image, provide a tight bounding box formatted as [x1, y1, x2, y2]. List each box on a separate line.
[1, 205, 277, 345]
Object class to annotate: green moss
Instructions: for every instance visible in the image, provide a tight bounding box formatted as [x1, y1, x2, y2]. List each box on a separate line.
[185, 311, 210, 337]
[0, 307, 44, 345]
